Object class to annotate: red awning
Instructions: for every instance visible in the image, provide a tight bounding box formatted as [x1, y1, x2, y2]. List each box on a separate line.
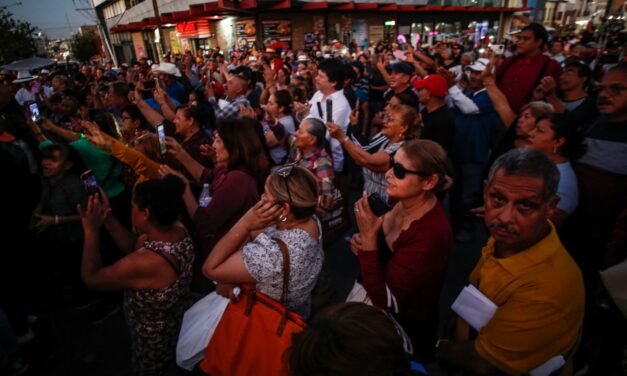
[109, 0, 531, 33]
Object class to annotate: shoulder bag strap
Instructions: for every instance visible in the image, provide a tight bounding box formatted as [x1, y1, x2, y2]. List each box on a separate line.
[273, 237, 291, 336]
[273, 237, 290, 306]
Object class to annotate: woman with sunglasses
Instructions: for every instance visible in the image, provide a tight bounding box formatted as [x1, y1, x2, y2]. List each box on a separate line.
[202, 165, 323, 319]
[350, 139, 453, 362]
[328, 103, 421, 204]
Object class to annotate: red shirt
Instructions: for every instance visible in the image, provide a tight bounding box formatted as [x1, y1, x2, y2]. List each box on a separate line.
[496, 53, 561, 115]
[358, 203, 452, 360]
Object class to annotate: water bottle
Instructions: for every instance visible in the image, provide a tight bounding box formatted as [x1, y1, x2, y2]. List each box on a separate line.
[198, 183, 212, 207]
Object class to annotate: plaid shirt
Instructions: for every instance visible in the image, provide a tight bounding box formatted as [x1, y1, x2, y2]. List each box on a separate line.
[207, 95, 250, 120]
[293, 147, 335, 196]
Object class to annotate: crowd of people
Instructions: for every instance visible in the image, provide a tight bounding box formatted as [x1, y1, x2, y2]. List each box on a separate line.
[0, 19, 626, 376]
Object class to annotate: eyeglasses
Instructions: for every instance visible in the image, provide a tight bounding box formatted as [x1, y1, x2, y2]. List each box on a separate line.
[389, 155, 432, 179]
[275, 163, 295, 203]
[598, 84, 627, 97]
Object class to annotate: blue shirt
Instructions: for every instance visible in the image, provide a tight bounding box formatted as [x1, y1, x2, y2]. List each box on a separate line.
[167, 80, 186, 104]
[556, 162, 578, 214]
[451, 90, 504, 164]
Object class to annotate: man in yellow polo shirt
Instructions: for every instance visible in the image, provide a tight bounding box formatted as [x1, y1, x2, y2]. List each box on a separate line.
[436, 148, 585, 375]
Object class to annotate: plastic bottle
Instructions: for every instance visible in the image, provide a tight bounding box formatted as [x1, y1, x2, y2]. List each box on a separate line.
[198, 183, 212, 207]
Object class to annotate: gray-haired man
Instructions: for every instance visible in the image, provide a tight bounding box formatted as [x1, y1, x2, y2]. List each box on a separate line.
[437, 148, 584, 375]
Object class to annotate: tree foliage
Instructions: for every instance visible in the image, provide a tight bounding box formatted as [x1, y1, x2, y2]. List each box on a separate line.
[71, 31, 100, 63]
[0, 9, 36, 65]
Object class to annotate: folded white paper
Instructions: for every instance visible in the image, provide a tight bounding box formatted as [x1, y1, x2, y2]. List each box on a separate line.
[452, 285, 567, 376]
[600, 259, 627, 319]
[451, 284, 498, 331]
[529, 355, 566, 376]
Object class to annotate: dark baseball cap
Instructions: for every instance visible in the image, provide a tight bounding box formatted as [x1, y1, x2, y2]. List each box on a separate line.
[387, 61, 414, 76]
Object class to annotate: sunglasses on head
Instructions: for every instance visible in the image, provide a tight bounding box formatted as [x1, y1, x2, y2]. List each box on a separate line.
[389, 155, 432, 179]
[275, 163, 296, 203]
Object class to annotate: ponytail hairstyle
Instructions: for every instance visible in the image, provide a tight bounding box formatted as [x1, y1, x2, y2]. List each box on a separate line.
[400, 139, 451, 192]
[273, 89, 293, 115]
[388, 104, 421, 140]
[265, 165, 319, 219]
[536, 113, 587, 161]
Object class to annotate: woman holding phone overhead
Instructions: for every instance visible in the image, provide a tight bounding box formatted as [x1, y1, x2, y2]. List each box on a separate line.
[161, 119, 270, 293]
[350, 139, 452, 361]
[79, 177, 194, 376]
[327, 103, 420, 204]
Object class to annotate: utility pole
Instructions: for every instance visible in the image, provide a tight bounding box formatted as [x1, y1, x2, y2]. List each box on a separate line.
[151, 0, 166, 61]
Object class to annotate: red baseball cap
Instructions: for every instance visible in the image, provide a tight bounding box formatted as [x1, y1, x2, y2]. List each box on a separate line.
[412, 74, 448, 98]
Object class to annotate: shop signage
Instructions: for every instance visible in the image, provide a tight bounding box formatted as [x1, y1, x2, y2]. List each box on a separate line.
[235, 19, 257, 47]
[262, 20, 292, 47]
[176, 20, 211, 39]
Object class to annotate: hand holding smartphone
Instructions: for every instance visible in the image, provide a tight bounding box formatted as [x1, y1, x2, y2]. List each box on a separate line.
[157, 124, 167, 155]
[81, 170, 99, 195]
[29, 102, 41, 124]
[367, 193, 391, 217]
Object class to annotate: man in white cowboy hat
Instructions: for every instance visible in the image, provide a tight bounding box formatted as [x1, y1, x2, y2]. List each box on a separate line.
[39, 69, 54, 98]
[13, 71, 40, 106]
[153, 62, 186, 104]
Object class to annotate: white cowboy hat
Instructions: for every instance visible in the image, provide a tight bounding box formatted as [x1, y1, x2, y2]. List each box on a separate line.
[465, 58, 490, 73]
[13, 71, 38, 84]
[297, 55, 309, 62]
[153, 62, 181, 77]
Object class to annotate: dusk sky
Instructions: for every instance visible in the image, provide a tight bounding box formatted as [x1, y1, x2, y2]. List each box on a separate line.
[0, 0, 95, 39]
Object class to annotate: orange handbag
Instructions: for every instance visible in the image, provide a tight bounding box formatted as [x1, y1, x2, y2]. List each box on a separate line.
[199, 238, 306, 376]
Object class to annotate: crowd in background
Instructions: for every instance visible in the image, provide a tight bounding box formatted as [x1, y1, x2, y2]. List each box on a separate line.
[0, 18, 626, 376]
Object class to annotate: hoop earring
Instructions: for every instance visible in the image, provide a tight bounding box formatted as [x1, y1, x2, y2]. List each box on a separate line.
[279, 214, 288, 223]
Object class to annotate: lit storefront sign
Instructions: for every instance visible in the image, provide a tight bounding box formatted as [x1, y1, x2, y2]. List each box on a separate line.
[176, 20, 212, 39]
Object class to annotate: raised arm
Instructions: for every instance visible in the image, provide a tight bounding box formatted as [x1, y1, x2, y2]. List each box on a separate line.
[484, 76, 516, 128]
[327, 120, 391, 172]
[165, 137, 206, 182]
[154, 86, 177, 122]
[132, 87, 166, 128]
[39, 117, 80, 141]
[412, 48, 436, 70]
[85, 125, 162, 181]
[376, 59, 392, 85]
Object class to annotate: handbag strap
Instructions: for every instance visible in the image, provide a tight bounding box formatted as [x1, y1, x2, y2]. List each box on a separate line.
[273, 237, 290, 336]
[273, 237, 290, 307]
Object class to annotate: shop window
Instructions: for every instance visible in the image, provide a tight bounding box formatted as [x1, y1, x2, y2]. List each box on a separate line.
[383, 20, 396, 45]
[125, 0, 145, 8]
[103, 0, 126, 19]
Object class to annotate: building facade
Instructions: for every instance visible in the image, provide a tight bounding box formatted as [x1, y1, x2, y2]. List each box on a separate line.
[92, 0, 530, 65]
